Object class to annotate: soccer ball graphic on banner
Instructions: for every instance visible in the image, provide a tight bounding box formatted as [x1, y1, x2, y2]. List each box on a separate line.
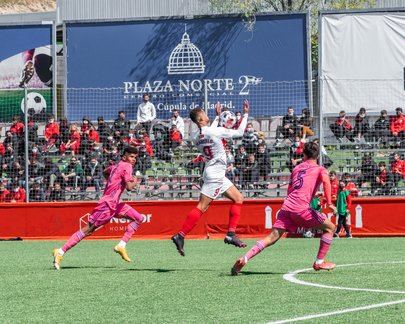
[219, 111, 237, 129]
[21, 92, 47, 115]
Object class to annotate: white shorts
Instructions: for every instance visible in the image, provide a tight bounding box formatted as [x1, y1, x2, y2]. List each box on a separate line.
[200, 176, 234, 199]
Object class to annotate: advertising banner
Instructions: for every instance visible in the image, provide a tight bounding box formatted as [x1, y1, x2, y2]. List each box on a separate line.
[0, 24, 53, 121]
[0, 198, 404, 239]
[321, 12, 405, 115]
[66, 14, 309, 120]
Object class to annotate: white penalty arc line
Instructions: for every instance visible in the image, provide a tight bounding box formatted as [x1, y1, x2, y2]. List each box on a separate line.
[266, 261, 405, 324]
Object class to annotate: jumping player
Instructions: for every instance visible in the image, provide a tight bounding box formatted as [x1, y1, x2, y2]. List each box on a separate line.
[171, 102, 250, 256]
[231, 141, 337, 275]
[52, 146, 143, 270]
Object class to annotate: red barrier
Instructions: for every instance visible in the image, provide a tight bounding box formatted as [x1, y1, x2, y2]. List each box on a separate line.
[0, 198, 404, 239]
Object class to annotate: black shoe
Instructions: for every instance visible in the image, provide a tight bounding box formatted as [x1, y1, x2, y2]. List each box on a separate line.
[171, 234, 185, 256]
[224, 235, 247, 248]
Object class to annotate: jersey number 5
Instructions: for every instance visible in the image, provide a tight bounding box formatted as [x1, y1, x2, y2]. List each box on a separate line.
[203, 146, 213, 159]
[293, 170, 306, 190]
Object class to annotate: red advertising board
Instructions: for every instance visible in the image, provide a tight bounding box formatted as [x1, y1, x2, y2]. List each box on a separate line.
[0, 198, 404, 239]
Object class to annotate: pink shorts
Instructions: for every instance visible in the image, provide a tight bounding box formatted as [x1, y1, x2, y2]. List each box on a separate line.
[273, 208, 327, 234]
[88, 202, 135, 228]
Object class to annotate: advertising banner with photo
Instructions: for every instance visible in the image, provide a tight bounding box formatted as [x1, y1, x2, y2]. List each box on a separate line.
[320, 12, 405, 115]
[65, 14, 309, 121]
[0, 24, 53, 122]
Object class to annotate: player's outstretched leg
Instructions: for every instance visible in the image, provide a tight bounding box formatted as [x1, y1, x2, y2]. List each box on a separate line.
[223, 186, 246, 248]
[114, 204, 143, 262]
[52, 220, 95, 270]
[231, 228, 284, 275]
[171, 194, 211, 256]
[313, 218, 336, 271]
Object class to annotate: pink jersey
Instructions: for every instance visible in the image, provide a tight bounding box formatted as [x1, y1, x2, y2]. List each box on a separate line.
[98, 160, 133, 211]
[282, 160, 331, 212]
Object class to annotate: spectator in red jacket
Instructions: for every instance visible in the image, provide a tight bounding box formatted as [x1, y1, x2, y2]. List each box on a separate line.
[329, 110, 354, 142]
[44, 114, 60, 146]
[0, 183, 9, 202]
[169, 124, 182, 149]
[391, 153, 405, 184]
[6, 184, 26, 202]
[390, 107, 405, 143]
[10, 115, 24, 137]
[343, 172, 358, 197]
[329, 170, 339, 200]
[0, 142, 5, 156]
[60, 123, 81, 154]
[372, 162, 394, 195]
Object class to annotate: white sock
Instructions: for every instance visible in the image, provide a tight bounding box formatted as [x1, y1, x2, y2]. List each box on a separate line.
[315, 258, 324, 265]
[117, 240, 127, 248]
[58, 248, 65, 256]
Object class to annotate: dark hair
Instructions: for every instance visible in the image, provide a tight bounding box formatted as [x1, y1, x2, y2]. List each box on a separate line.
[343, 172, 350, 178]
[329, 170, 336, 176]
[97, 116, 104, 121]
[303, 141, 319, 159]
[189, 108, 204, 124]
[396, 107, 403, 112]
[359, 107, 366, 113]
[172, 109, 179, 113]
[378, 161, 386, 167]
[381, 110, 387, 115]
[339, 110, 346, 114]
[143, 93, 150, 98]
[123, 146, 138, 155]
[118, 110, 125, 115]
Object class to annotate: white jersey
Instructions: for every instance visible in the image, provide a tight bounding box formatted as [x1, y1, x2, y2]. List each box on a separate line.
[194, 114, 248, 169]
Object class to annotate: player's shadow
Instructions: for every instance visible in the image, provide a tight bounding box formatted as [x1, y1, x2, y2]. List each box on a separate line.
[124, 268, 176, 273]
[48, 265, 117, 270]
[233, 271, 285, 276]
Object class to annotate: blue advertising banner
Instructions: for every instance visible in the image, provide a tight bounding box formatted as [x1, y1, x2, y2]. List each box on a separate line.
[0, 24, 53, 121]
[66, 14, 309, 121]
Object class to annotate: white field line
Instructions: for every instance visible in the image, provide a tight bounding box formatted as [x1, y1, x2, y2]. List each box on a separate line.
[266, 261, 405, 324]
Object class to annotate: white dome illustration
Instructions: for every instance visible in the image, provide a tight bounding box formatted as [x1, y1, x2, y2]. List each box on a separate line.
[167, 32, 205, 75]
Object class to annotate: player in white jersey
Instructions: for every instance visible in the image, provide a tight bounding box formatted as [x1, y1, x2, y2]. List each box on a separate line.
[171, 101, 250, 256]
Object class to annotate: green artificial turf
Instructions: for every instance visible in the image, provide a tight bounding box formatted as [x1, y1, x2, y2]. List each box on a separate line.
[0, 238, 404, 323]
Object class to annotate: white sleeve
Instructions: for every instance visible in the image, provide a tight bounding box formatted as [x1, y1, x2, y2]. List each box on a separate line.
[137, 104, 141, 123]
[211, 116, 220, 128]
[151, 103, 156, 120]
[208, 114, 248, 139]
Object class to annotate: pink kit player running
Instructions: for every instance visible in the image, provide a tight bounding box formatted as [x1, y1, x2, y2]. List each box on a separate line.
[52, 146, 143, 270]
[231, 141, 337, 275]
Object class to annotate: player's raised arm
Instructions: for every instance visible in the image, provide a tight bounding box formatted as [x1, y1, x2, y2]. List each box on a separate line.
[210, 102, 222, 127]
[210, 100, 249, 138]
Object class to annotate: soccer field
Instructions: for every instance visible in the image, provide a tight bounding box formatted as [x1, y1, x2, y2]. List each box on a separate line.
[1, 238, 404, 323]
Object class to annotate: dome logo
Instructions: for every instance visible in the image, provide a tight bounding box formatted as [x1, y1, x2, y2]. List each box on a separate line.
[167, 31, 205, 75]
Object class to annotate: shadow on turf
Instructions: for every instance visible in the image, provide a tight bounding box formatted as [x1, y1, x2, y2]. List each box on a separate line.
[47, 266, 117, 270]
[227, 271, 285, 276]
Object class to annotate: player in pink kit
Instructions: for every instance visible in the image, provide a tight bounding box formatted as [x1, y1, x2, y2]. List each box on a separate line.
[52, 146, 142, 270]
[231, 141, 337, 275]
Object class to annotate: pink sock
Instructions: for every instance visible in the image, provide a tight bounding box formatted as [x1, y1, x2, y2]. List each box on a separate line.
[317, 232, 333, 260]
[62, 230, 85, 253]
[121, 221, 139, 243]
[244, 240, 267, 262]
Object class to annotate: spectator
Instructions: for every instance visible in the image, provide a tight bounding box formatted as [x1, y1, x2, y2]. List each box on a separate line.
[113, 111, 131, 139]
[134, 145, 151, 176]
[81, 116, 91, 134]
[275, 106, 298, 145]
[104, 144, 120, 163]
[28, 158, 45, 184]
[27, 116, 38, 144]
[86, 142, 104, 162]
[152, 124, 171, 161]
[29, 144, 43, 163]
[42, 158, 59, 189]
[169, 124, 183, 149]
[287, 135, 305, 172]
[391, 153, 405, 185]
[137, 93, 156, 135]
[81, 124, 100, 154]
[329, 110, 354, 142]
[59, 117, 70, 144]
[234, 145, 247, 183]
[44, 114, 60, 151]
[83, 157, 103, 194]
[390, 107, 405, 145]
[49, 182, 66, 201]
[241, 153, 260, 189]
[256, 143, 270, 180]
[373, 161, 394, 195]
[334, 180, 352, 238]
[6, 183, 26, 202]
[97, 116, 111, 145]
[3, 131, 18, 152]
[59, 157, 84, 189]
[225, 145, 235, 181]
[354, 107, 370, 142]
[29, 182, 45, 202]
[343, 173, 359, 197]
[357, 153, 379, 187]
[8, 161, 25, 187]
[329, 171, 339, 200]
[3, 143, 15, 166]
[10, 115, 24, 138]
[234, 111, 243, 129]
[0, 183, 10, 202]
[170, 109, 185, 138]
[373, 110, 390, 145]
[242, 123, 259, 154]
[298, 108, 314, 137]
[60, 123, 81, 155]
